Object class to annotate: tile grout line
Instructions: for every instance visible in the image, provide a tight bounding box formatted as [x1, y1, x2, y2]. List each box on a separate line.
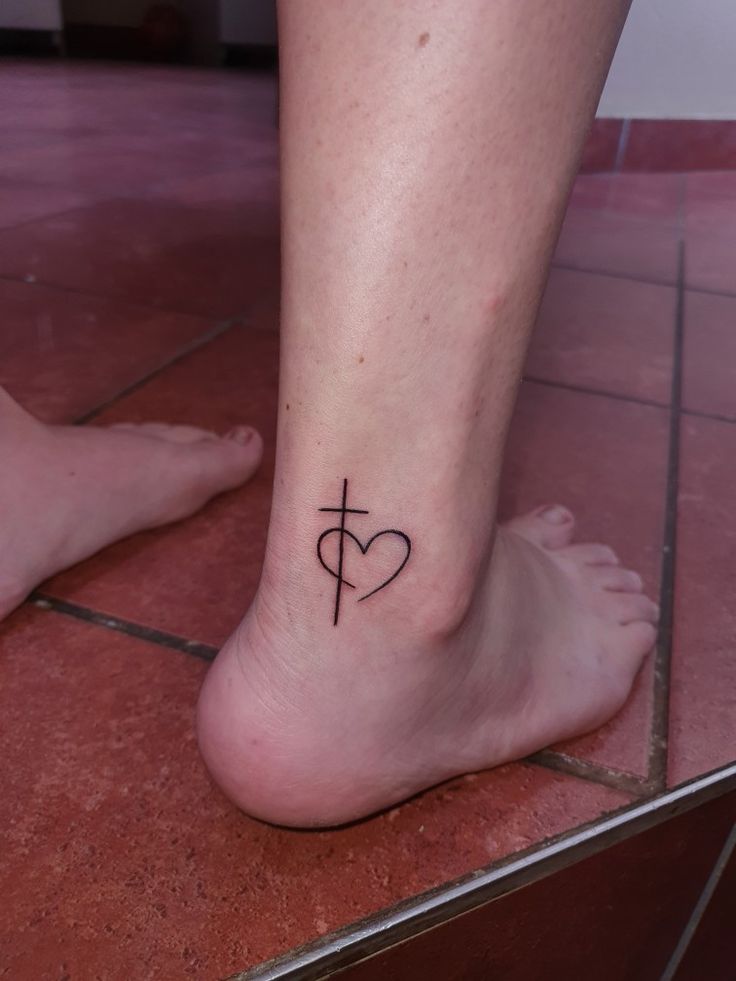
[552, 259, 736, 303]
[0, 269, 244, 324]
[523, 376, 736, 430]
[73, 314, 246, 425]
[0, 198, 110, 237]
[30, 593, 218, 661]
[527, 749, 649, 797]
[523, 374, 669, 412]
[681, 405, 736, 427]
[646, 240, 686, 792]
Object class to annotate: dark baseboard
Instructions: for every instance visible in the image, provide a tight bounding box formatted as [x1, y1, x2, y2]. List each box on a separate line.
[583, 117, 736, 174]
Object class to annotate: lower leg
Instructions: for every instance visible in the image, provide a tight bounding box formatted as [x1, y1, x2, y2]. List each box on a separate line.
[198, 0, 656, 825]
[0, 386, 262, 619]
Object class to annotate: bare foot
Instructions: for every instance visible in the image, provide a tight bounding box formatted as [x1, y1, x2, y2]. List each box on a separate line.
[0, 389, 262, 619]
[198, 505, 657, 827]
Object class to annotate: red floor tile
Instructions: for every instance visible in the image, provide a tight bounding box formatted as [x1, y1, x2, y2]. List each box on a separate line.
[554, 208, 680, 284]
[0, 135, 250, 197]
[500, 383, 670, 776]
[668, 415, 736, 786]
[42, 326, 279, 643]
[684, 171, 736, 227]
[0, 179, 96, 231]
[146, 163, 280, 238]
[0, 197, 280, 318]
[579, 119, 622, 174]
[684, 224, 736, 295]
[683, 173, 736, 293]
[0, 278, 218, 423]
[0, 606, 629, 979]
[568, 172, 683, 221]
[682, 290, 736, 421]
[527, 267, 675, 404]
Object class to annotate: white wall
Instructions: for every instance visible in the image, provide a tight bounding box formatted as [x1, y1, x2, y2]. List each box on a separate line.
[599, 0, 736, 119]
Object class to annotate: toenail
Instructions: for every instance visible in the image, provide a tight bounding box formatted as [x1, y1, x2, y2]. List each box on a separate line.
[227, 426, 255, 445]
[539, 505, 571, 525]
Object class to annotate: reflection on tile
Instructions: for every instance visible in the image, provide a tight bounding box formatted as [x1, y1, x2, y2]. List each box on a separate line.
[555, 210, 680, 284]
[0, 607, 629, 979]
[0, 197, 280, 319]
[568, 173, 683, 221]
[528, 267, 675, 404]
[669, 415, 736, 786]
[0, 179, 95, 231]
[0, 278, 219, 423]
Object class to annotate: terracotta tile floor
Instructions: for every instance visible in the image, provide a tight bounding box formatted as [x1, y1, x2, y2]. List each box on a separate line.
[0, 60, 734, 979]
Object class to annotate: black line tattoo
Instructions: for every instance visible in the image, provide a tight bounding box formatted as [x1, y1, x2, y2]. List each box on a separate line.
[317, 478, 411, 626]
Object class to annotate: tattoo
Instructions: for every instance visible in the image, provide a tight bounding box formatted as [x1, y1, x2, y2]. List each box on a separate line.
[317, 478, 411, 626]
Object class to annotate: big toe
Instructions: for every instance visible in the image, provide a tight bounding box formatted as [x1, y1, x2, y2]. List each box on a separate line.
[504, 504, 576, 549]
[176, 427, 263, 510]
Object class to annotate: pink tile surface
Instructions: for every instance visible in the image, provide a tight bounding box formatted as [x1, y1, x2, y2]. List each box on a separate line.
[683, 172, 736, 294]
[527, 267, 675, 404]
[684, 225, 736, 295]
[0, 277, 218, 423]
[683, 290, 736, 421]
[0, 607, 629, 979]
[668, 415, 736, 786]
[568, 172, 683, 221]
[0, 179, 95, 231]
[684, 171, 736, 226]
[500, 383, 670, 776]
[554, 209, 680, 284]
[0, 197, 280, 319]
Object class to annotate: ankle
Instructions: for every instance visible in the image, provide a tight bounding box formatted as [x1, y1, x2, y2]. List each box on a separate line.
[255, 497, 495, 648]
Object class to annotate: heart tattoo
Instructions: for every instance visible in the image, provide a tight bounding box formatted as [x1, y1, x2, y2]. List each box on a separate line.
[317, 478, 411, 625]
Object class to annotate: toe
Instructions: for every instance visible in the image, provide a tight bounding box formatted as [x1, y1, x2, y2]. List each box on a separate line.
[620, 621, 658, 660]
[504, 504, 575, 549]
[559, 543, 620, 566]
[593, 566, 644, 593]
[607, 592, 659, 626]
[185, 427, 263, 499]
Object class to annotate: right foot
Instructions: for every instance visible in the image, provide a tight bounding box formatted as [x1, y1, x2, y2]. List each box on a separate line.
[198, 504, 658, 827]
[0, 389, 263, 620]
